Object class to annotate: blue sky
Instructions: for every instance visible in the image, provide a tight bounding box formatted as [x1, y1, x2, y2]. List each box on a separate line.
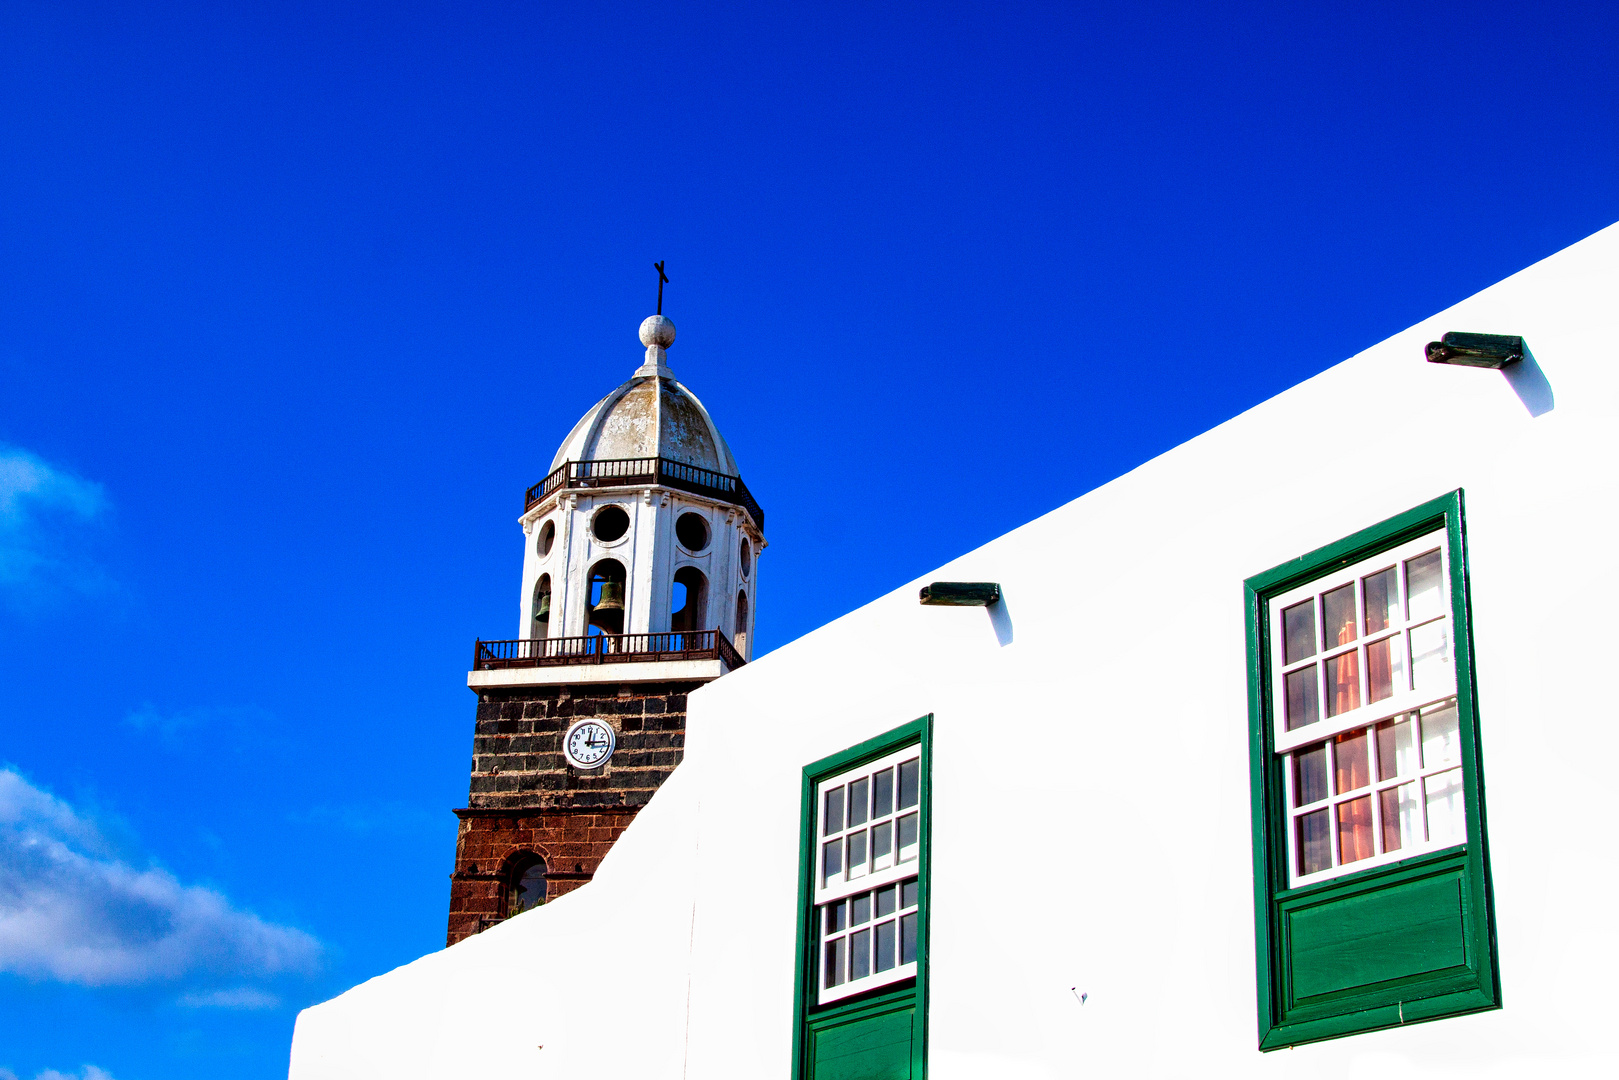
[0, 2, 1613, 1076]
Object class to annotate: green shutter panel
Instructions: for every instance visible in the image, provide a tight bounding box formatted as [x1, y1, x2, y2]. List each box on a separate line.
[808, 1003, 916, 1080]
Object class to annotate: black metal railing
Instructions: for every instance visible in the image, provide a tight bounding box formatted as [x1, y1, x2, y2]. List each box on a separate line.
[524, 457, 764, 532]
[474, 629, 744, 672]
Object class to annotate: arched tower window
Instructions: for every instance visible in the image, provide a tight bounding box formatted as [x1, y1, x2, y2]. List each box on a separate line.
[587, 558, 627, 636]
[671, 566, 708, 635]
[507, 853, 548, 917]
[532, 575, 552, 640]
[736, 589, 749, 655]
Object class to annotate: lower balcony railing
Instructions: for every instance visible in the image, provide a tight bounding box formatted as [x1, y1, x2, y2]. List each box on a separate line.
[474, 630, 744, 672]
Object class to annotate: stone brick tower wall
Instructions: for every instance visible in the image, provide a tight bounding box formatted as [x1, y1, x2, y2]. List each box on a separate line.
[445, 679, 699, 945]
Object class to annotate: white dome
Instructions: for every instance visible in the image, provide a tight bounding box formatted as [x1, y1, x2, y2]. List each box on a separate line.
[550, 374, 740, 476]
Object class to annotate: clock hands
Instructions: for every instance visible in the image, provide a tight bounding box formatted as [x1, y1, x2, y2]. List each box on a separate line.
[565, 721, 613, 766]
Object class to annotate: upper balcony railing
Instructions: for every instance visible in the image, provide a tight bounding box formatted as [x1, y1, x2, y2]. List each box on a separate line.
[525, 457, 764, 532]
[474, 629, 744, 672]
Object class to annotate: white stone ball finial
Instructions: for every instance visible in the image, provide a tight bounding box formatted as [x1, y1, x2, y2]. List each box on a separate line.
[639, 315, 676, 349]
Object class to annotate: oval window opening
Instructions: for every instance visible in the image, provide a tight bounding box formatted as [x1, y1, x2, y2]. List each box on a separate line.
[592, 505, 630, 543]
[676, 512, 710, 552]
[538, 519, 556, 557]
[740, 538, 752, 579]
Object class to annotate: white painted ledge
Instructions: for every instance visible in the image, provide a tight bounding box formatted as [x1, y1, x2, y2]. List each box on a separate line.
[467, 658, 729, 690]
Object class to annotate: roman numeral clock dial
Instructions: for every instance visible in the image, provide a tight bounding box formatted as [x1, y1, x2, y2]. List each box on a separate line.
[563, 719, 616, 769]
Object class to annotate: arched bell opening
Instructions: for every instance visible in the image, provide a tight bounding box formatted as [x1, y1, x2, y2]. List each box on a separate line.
[531, 574, 552, 640]
[735, 589, 750, 656]
[587, 558, 627, 636]
[670, 566, 708, 636]
[504, 852, 548, 917]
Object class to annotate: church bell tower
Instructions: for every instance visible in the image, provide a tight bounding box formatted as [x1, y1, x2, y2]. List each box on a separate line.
[446, 303, 764, 945]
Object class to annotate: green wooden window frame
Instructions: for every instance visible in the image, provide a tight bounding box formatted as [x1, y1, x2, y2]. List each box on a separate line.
[1246, 490, 1500, 1049]
[792, 716, 932, 1080]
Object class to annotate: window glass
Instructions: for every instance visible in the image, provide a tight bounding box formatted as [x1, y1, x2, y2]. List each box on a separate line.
[1362, 567, 1398, 635]
[1334, 730, 1370, 793]
[1375, 718, 1415, 780]
[900, 912, 918, 965]
[898, 760, 920, 809]
[1283, 600, 1317, 664]
[872, 821, 893, 869]
[1325, 652, 1360, 717]
[1380, 783, 1421, 852]
[1322, 584, 1357, 649]
[1297, 810, 1331, 875]
[1286, 668, 1320, 730]
[1426, 769, 1466, 845]
[872, 769, 894, 817]
[1421, 702, 1462, 769]
[1410, 622, 1451, 693]
[823, 788, 845, 835]
[897, 813, 919, 862]
[1337, 797, 1375, 863]
[848, 778, 869, 827]
[824, 939, 844, 989]
[1406, 551, 1445, 622]
[822, 840, 841, 885]
[1293, 745, 1328, 806]
[875, 920, 897, 972]
[875, 884, 896, 918]
[1365, 637, 1401, 703]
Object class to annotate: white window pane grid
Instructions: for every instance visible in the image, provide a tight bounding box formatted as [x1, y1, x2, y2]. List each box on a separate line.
[1283, 697, 1467, 887]
[814, 745, 922, 1004]
[1269, 531, 1455, 755]
[817, 876, 920, 1003]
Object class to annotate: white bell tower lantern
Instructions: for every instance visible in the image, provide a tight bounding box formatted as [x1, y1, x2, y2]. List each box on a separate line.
[490, 309, 764, 673]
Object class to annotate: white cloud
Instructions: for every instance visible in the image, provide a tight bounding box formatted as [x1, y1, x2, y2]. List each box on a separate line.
[177, 986, 281, 1010]
[33, 1069, 115, 1080]
[0, 767, 321, 987]
[0, 445, 110, 606]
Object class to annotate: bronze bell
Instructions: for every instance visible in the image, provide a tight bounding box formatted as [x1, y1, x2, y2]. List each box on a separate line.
[534, 592, 550, 620]
[591, 580, 625, 634]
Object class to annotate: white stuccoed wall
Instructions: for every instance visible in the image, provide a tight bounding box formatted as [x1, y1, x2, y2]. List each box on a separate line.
[290, 221, 1619, 1079]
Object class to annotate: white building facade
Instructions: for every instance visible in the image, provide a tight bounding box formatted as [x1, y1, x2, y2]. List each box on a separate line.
[290, 222, 1619, 1079]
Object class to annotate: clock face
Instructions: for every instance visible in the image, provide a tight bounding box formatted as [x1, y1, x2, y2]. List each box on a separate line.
[563, 719, 615, 769]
